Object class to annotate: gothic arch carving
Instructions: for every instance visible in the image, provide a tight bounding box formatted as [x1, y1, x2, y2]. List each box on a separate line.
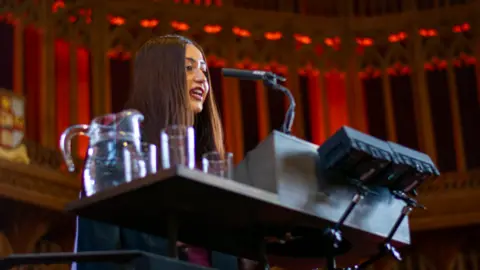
[132, 28, 156, 52]
[423, 37, 448, 61]
[319, 47, 347, 71]
[196, 34, 228, 60]
[450, 253, 468, 270]
[10, 0, 38, 25]
[0, 232, 13, 257]
[150, 21, 176, 38]
[1, 0, 16, 11]
[52, 13, 74, 40]
[397, 255, 419, 270]
[449, 34, 473, 58]
[297, 45, 321, 68]
[385, 42, 411, 66]
[234, 37, 261, 63]
[76, 20, 92, 47]
[359, 46, 385, 70]
[109, 26, 135, 52]
[258, 40, 289, 66]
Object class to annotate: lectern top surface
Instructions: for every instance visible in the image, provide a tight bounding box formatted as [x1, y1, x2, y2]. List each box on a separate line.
[67, 166, 281, 213]
[66, 166, 407, 264]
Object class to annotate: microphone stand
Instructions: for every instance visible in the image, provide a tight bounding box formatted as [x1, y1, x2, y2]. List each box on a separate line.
[262, 72, 296, 135]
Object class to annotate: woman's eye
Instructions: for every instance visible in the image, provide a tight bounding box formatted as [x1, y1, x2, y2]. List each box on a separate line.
[186, 65, 194, 71]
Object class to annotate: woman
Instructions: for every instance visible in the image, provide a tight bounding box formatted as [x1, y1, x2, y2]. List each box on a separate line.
[125, 34, 240, 269]
[74, 35, 254, 270]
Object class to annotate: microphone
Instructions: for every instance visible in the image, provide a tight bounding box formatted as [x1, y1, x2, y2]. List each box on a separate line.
[222, 68, 286, 82]
[221, 68, 295, 135]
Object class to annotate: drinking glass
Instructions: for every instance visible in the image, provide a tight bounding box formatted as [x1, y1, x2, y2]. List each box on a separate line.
[202, 151, 233, 179]
[160, 125, 195, 169]
[123, 146, 147, 183]
[142, 142, 158, 174]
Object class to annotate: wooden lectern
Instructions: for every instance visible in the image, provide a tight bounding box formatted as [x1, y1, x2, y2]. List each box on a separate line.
[0, 132, 410, 269]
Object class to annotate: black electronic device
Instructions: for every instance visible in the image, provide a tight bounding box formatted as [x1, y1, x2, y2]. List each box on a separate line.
[317, 126, 394, 185]
[316, 127, 438, 270]
[385, 141, 440, 194]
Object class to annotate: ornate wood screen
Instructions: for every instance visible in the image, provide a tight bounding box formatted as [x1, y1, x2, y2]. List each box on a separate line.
[1, 0, 480, 269]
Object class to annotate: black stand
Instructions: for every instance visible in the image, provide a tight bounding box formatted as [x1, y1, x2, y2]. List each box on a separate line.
[261, 73, 296, 135]
[345, 190, 425, 270]
[0, 250, 212, 270]
[323, 180, 375, 270]
[0, 250, 143, 268]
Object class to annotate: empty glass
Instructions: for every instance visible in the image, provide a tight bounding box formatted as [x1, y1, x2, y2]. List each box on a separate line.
[142, 142, 158, 174]
[123, 147, 147, 183]
[202, 151, 233, 179]
[161, 125, 195, 169]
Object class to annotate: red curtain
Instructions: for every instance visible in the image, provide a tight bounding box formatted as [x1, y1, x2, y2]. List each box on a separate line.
[307, 73, 326, 145]
[24, 26, 41, 142]
[454, 64, 480, 169]
[362, 76, 387, 140]
[55, 39, 70, 143]
[209, 67, 225, 124]
[54, 40, 91, 157]
[426, 69, 457, 172]
[0, 20, 13, 90]
[239, 79, 259, 154]
[325, 72, 348, 135]
[77, 47, 91, 157]
[299, 74, 311, 142]
[390, 74, 419, 150]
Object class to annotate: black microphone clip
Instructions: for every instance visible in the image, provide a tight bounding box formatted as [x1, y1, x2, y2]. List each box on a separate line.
[263, 72, 286, 86]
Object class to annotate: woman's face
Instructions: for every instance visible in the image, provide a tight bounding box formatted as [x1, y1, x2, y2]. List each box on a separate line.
[185, 44, 209, 113]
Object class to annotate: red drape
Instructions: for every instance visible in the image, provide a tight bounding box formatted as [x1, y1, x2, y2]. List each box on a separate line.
[308, 73, 326, 145]
[209, 67, 225, 123]
[239, 79, 259, 154]
[426, 69, 457, 172]
[54, 39, 91, 157]
[77, 47, 90, 157]
[390, 74, 419, 150]
[0, 20, 14, 90]
[455, 64, 480, 169]
[24, 26, 41, 142]
[325, 72, 348, 135]
[362, 76, 387, 140]
[55, 39, 70, 143]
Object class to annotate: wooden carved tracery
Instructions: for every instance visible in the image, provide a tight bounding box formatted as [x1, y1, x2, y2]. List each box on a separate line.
[1, 0, 480, 269]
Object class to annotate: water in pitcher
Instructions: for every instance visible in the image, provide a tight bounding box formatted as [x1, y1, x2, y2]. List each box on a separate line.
[83, 136, 146, 196]
[60, 109, 146, 196]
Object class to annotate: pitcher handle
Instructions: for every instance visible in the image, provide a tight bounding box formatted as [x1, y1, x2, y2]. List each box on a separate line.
[59, 124, 89, 172]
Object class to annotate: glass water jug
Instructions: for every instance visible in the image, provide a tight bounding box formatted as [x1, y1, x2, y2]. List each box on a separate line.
[60, 109, 146, 196]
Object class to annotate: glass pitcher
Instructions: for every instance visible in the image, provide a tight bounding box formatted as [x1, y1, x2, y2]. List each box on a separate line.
[60, 109, 146, 196]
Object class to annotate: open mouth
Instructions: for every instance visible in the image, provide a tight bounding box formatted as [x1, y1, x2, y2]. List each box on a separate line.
[189, 87, 204, 101]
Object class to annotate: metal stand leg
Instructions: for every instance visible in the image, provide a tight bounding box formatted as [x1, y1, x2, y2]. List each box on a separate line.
[352, 191, 425, 269]
[258, 240, 270, 270]
[167, 215, 179, 258]
[324, 192, 365, 270]
[326, 255, 336, 270]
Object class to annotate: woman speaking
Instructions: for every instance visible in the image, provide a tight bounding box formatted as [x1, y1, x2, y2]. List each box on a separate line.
[74, 35, 255, 270]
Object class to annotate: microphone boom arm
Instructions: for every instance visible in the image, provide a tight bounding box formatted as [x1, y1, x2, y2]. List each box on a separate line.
[262, 73, 296, 135]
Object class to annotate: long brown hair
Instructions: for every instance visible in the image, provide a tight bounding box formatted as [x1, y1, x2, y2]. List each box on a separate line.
[124, 35, 225, 157]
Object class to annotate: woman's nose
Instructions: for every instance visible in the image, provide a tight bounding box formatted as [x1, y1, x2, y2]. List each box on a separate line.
[193, 71, 206, 82]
